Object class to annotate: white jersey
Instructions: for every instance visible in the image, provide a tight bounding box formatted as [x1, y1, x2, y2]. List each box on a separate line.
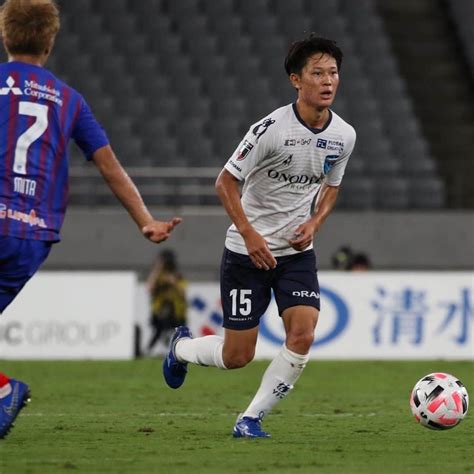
[224, 103, 356, 257]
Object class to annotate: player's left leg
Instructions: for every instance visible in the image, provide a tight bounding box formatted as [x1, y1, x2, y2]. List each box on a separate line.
[239, 306, 318, 420]
[0, 236, 51, 439]
[235, 250, 320, 437]
[0, 372, 31, 439]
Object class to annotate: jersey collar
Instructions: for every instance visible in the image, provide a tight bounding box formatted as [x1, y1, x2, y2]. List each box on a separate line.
[292, 103, 332, 135]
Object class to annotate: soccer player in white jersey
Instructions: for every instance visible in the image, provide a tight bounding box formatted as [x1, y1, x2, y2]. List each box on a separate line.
[163, 34, 356, 438]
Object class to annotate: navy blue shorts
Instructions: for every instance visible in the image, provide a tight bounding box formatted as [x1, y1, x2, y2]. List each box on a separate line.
[0, 236, 52, 313]
[220, 247, 320, 330]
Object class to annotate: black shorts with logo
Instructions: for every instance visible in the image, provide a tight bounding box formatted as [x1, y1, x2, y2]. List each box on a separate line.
[220, 247, 320, 330]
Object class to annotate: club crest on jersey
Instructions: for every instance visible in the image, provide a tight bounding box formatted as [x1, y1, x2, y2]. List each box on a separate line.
[236, 140, 254, 161]
[0, 76, 23, 95]
[324, 155, 340, 174]
[252, 118, 275, 141]
[316, 138, 327, 149]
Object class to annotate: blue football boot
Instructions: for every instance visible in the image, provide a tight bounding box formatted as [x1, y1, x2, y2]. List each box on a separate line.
[0, 379, 31, 439]
[233, 414, 271, 438]
[163, 326, 193, 389]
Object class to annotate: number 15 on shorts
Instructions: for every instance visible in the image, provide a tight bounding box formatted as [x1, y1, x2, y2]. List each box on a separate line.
[230, 289, 252, 316]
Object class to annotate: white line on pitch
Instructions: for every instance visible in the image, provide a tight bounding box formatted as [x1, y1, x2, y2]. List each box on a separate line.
[22, 412, 377, 418]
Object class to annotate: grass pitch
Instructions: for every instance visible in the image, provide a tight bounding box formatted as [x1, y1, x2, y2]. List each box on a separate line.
[0, 360, 472, 474]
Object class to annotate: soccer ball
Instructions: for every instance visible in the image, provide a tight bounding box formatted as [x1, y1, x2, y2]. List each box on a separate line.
[410, 372, 469, 430]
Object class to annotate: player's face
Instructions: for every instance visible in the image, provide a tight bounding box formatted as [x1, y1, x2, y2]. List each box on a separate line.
[293, 53, 339, 109]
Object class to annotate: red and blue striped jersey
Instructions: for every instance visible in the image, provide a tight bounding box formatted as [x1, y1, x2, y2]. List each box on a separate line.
[0, 61, 109, 241]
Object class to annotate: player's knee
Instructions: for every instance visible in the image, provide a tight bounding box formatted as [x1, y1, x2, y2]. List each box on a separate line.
[286, 330, 314, 353]
[223, 349, 255, 369]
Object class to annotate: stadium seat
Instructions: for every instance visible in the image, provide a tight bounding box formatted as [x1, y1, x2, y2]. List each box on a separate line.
[212, 97, 247, 120]
[244, 16, 279, 38]
[129, 55, 160, 78]
[96, 0, 128, 15]
[141, 75, 170, 103]
[142, 137, 180, 165]
[375, 177, 410, 209]
[195, 55, 228, 83]
[114, 35, 148, 58]
[238, 0, 270, 17]
[409, 177, 446, 209]
[147, 96, 180, 120]
[179, 97, 211, 120]
[203, 0, 235, 17]
[338, 177, 376, 209]
[177, 15, 209, 37]
[210, 17, 243, 43]
[166, 0, 201, 18]
[186, 36, 219, 58]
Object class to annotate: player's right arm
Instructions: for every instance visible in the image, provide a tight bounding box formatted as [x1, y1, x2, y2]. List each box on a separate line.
[72, 96, 181, 243]
[215, 169, 276, 270]
[216, 117, 278, 270]
[92, 146, 181, 243]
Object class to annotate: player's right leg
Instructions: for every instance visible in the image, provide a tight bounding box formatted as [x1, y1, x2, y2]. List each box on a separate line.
[162, 325, 259, 389]
[162, 248, 271, 389]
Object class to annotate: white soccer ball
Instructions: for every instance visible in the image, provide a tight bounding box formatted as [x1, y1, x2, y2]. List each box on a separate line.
[410, 372, 469, 430]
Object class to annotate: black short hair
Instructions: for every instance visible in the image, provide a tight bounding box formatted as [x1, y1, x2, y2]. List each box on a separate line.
[284, 33, 343, 76]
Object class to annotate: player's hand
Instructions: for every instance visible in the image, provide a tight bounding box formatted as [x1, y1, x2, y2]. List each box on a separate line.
[242, 227, 277, 271]
[289, 221, 317, 251]
[142, 217, 182, 243]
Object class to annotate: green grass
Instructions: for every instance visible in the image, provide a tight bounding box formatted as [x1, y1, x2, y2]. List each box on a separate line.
[0, 360, 473, 474]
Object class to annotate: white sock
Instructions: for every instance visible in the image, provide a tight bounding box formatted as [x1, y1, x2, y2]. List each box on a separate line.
[242, 345, 309, 420]
[175, 335, 227, 369]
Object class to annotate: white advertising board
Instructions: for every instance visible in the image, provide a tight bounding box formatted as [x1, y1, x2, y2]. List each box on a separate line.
[0, 272, 136, 360]
[182, 273, 473, 360]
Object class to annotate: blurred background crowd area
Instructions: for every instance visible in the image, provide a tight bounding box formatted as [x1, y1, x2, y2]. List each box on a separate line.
[2, 0, 472, 211]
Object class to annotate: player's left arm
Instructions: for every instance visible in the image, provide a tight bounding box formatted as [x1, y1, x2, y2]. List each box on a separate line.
[289, 183, 339, 251]
[92, 145, 181, 243]
[290, 126, 356, 251]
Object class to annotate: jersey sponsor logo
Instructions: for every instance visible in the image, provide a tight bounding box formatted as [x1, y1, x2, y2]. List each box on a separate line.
[327, 139, 344, 152]
[282, 155, 293, 166]
[252, 118, 275, 141]
[284, 138, 312, 146]
[260, 287, 349, 348]
[0, 204, 47, 228]
[0, 76, 23, 95]
[267, 169, 323, 186]
[292, 290, 320, 298]
[316, 138, 327, 149]
[236, 140, 254, 161]
[23, 80, 63, 106]
[324, 155, 340, 174]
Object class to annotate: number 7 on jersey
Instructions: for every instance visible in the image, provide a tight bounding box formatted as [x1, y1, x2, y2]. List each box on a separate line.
[14, 102, 49, 175]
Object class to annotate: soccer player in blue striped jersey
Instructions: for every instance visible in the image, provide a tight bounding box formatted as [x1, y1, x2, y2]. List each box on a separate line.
[0, 0, 181, 439]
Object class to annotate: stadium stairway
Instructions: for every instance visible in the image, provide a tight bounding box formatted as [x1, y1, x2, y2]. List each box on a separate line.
[377, 0, 474, 208]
